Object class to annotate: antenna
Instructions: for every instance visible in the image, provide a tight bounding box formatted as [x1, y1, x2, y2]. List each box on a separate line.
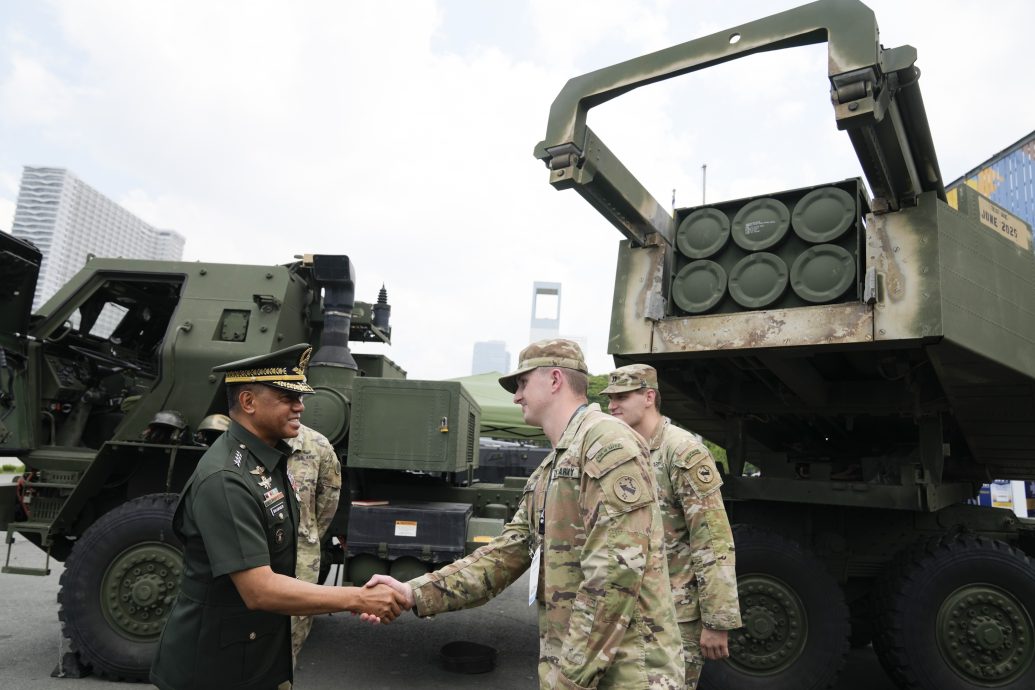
[702, 163, 707, 204]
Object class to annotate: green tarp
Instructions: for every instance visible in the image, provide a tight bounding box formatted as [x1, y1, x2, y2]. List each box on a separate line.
[449, 372, 546, 441]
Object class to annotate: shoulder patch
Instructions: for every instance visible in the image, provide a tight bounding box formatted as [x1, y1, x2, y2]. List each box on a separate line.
[685, 456, 723, 498]
[613, 474, 642, 503]
[594, 441, 624, 460]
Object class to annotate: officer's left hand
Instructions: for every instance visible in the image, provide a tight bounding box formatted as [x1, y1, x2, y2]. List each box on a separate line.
[700, 627, 730, 660]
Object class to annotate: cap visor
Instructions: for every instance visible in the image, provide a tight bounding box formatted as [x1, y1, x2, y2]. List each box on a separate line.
[498, 365, 538, 394]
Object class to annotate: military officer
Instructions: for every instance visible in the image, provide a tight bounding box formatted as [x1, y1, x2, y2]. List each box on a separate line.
[150, 344, 404, 690]
[286, 423, 341, 664]
[604, 364, 742, 689]
[367, 340, 684, 689]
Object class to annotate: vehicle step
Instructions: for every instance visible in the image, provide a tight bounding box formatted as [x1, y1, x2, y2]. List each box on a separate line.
[3, 526, 52, 576]
[1, 564, 51, 576]
[7, 521, 53, 534]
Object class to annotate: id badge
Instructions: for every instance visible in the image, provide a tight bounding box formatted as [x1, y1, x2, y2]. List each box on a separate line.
[528, 546, 541, 606]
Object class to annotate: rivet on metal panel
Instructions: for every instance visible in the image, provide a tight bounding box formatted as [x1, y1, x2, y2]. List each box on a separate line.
[266, 273, 273, 279]
[260, 326, 268, 333]
[199, 269, 207, 276]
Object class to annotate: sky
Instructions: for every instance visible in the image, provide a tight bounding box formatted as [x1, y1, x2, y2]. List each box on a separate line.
[0, 0, 1032, 381]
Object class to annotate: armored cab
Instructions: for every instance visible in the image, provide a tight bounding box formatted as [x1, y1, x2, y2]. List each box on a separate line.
[536, 1, 1035, 688]
[0, 250, 523, 680]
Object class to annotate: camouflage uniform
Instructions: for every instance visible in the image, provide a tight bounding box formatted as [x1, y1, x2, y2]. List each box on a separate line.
[603, 364, 741, 688]
[286, 424, 342, 663]
[409, 404, 684, 689]
[649, 418, 741, 688]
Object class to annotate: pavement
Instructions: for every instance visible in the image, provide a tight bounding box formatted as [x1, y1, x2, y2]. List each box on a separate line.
[0, 526, 898, 690]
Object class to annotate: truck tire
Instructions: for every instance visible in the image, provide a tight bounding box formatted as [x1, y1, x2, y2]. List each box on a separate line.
[700, 525, 850, 690]
[872, 534, 1035, 689]
[58, 493, 182, 681]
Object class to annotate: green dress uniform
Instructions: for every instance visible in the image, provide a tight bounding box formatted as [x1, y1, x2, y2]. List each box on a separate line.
[150, 420, 300, 690]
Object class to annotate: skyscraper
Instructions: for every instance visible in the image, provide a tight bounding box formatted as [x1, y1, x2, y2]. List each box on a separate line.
[11, 166, 185, 311]
[471, 340, 511, 375]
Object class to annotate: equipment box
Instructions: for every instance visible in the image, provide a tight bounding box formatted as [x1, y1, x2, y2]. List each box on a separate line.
[346, 500, 472, 563]
[348, 378, 481, 473]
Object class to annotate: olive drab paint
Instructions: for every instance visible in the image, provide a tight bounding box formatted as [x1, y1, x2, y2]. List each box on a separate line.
[535, 1, 1035, 688]
[0, 251, 524, 681]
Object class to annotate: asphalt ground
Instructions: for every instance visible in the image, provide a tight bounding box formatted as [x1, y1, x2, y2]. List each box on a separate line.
[0, 525, 896, 690]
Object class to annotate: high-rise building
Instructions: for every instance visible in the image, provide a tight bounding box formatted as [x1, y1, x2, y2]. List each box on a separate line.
[471, 340, 511, 375]
[11, 166, 185, 312]
[529, 281, 561, 343]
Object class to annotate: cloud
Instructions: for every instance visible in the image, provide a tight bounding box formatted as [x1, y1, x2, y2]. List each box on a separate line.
[0, 0, 1031, 381]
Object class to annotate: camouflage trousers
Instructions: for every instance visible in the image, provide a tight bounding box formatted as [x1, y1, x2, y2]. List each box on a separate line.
[679, 619, 705, 689]
[291, 614, 313, 666]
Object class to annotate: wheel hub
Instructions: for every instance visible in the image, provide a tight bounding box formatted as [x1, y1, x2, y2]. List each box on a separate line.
[728, 575, 807, 674]
[937, 585, 1034, 684]
[102, 542, 183, 641]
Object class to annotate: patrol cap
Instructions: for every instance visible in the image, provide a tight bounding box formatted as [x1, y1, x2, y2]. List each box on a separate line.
[213, 343, 315, 394]
[498, 339, 588, 393]
[601, 363, 658, 394]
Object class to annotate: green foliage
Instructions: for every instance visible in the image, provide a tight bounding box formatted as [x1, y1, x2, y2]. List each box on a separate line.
[587, 373, 610, 409]
[1, 463, 24, 473]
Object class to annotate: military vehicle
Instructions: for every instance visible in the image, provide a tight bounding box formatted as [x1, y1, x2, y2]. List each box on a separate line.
[0, 249, 525, 680]
[535, 1, 1035, 689]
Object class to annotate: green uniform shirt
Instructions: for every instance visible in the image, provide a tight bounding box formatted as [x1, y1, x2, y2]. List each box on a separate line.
[151, 421, 299, 690]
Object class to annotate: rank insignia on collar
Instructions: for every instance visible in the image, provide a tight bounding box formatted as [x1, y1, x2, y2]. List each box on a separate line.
[258, 475, 273, 490]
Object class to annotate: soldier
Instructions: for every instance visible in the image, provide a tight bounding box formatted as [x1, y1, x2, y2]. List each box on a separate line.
[368, 339, 684, 689]
[603, 364, 741, 689]
[286, 423, 341, 664]
[150, 344, 404, 690]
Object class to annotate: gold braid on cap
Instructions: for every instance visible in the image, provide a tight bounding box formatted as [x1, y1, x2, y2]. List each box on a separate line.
[294, 347, 312, 375]
[223, 366, 307, 384]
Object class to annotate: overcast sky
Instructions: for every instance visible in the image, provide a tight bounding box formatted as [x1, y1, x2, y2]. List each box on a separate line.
[1, 0, 1032, 380]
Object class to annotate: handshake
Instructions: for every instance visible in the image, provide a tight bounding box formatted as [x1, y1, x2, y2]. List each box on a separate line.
[352, 575, 415, 624]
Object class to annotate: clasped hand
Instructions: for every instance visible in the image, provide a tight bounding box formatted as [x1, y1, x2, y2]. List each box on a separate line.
[355, 582, 410, 624]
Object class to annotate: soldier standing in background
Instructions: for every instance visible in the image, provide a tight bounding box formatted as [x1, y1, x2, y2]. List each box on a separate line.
[604, 364, 741, 689]
[286, 423, 341, 664]
[367, 340, 684, 689]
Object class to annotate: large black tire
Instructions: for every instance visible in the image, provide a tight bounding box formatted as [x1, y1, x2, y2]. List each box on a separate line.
[700, 526, 850, 690]
[58, 493, 183, 681]
[872, 534, 1035, 690]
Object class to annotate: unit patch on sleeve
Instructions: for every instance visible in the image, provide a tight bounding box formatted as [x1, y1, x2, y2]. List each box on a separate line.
[614, 474, 642, 503]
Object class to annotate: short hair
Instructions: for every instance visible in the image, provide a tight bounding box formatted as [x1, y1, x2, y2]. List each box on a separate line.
[227, 383, 264, 413]
[651, 387, 662, 413]
[558, 368, 589, 397]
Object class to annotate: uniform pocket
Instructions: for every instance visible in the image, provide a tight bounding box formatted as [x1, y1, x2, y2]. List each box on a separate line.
[217, 611, 284, 684]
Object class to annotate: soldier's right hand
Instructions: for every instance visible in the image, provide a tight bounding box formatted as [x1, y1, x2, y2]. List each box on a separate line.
[365, 574, 416, 609]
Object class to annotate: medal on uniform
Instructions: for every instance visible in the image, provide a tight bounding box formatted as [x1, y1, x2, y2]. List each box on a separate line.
[249, 467, 265, 476]
[258, 475, 273, 490]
